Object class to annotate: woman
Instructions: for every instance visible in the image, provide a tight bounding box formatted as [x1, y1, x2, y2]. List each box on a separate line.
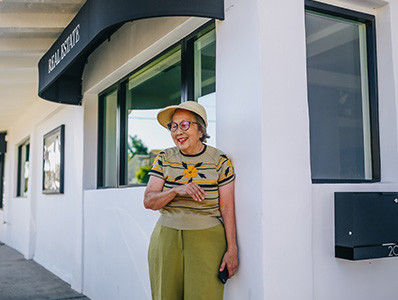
[144, 101, 238, 300]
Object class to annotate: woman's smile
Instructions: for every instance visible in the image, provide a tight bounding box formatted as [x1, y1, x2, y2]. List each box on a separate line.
[177, 137, 187, 144]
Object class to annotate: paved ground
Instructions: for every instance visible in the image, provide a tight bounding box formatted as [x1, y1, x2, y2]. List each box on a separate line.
[0, 243, 90, 300]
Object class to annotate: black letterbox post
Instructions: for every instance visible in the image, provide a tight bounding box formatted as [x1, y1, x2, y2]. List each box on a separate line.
[335, 192, 398, 260]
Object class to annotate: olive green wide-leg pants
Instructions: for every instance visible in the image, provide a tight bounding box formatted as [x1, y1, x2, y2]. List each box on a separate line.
[148, 223, 227, 300]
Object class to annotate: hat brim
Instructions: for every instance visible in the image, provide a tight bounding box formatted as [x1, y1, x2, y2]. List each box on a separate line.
[157, 105, 181, 129]
[157, 102, 208, 129]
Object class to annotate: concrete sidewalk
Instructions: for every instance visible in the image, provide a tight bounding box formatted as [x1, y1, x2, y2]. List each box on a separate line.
[0, 243, 90, 300]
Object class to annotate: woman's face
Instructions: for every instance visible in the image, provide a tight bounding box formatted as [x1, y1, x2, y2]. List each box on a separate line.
[171, 109, 204, 155]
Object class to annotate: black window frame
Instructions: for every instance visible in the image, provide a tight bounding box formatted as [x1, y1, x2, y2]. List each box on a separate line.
[0, 152, 4, 209]
[97, 21, 215, 188]
[305, 0, 380, 184]
[16, 139, 30, 197]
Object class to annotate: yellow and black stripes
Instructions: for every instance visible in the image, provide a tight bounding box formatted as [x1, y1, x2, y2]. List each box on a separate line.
[148, 145, 235, 220]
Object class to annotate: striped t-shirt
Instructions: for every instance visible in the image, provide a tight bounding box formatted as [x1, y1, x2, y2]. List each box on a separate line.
[148, 144, 235, 230]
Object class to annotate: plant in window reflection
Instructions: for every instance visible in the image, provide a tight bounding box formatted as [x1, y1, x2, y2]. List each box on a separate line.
[127, 135, 152, 184]
[128, 135, 148, 160]
[136, 166, 151, 184]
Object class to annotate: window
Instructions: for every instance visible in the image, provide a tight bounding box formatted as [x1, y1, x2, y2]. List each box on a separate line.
[194, 28, 216, 100]
[17, 139, 30, 197]
[98, 22, 216, 188]
[305, 1, 380, 182]
[125, 46, 182, 185]
[98, 88, 118, 188]
[0, 153, 4, 208]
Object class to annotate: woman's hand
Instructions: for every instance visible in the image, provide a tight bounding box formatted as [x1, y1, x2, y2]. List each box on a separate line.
[220, 247, 238, 278]
[144, 177, 206, 210]
[173, 182, 206, 202]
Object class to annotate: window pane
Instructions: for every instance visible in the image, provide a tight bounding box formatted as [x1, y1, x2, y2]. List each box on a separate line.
[17, 140, 29, 197]
[195, 26, 216, 147]
[23, 143, 29, 196]
[102, 89, 118, 187]
[126, 47, 181, 185]
[306, 12, 372, 181]
[0, 153, 4, 209]
[194, 28, 216, 100]
[198, 93, 216, 148]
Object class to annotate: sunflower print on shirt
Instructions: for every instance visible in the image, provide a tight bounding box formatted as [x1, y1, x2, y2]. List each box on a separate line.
[175, 162, 206, 183]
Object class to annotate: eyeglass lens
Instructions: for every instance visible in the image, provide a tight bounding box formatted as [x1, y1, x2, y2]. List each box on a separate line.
[168, 121, 192, 132]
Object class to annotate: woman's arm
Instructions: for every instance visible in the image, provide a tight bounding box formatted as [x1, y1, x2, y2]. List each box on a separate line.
[144, 176, 207, 211]
[219, 180, 238, 278]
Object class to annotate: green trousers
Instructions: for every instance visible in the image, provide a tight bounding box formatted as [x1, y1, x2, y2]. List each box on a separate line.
[148, 222, 227, 300]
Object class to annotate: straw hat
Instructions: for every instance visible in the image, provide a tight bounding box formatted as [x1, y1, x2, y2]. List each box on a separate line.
[157, 101, 208, 129]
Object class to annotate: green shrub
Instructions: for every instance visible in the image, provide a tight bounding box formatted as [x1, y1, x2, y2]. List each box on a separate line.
[136, 166, 151, 183]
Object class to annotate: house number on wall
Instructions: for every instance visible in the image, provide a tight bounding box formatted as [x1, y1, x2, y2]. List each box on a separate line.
[387, 245, 398, 257]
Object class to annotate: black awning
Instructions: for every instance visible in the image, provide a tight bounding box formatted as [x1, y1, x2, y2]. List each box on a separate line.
[38, 0, 224, 105]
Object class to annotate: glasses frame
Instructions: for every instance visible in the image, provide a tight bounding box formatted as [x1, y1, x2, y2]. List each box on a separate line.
[167, 120, 199, 132]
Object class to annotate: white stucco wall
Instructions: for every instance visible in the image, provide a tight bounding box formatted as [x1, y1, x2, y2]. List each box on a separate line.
[83, 188, 159, 300]
[0, 211, 4, 242]
[221, 0, 398, 299]
[0, 99, 84, 288]
[308, 1, 398, 300]
[32, 105, 84, 289]
[2, 100, 59, 258]
[216, 1, 266, 299]
[257, 0, 314, 298]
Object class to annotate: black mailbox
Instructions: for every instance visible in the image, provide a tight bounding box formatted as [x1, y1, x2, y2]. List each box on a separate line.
[335, 192, 398, 260]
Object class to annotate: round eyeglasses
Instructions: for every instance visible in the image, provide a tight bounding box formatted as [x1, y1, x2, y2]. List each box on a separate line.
[167, 120, 198, 132]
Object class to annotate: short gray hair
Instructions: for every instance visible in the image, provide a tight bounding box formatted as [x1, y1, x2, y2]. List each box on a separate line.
[193, 112, 210, 143]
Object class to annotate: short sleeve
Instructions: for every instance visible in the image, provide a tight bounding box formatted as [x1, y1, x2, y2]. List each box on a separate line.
[217, 154, 235, 187]
[148, 151, 165, 179]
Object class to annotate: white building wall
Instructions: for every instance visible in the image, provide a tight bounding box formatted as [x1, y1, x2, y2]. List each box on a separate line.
[0, 99, 84, 287]
[216, 0, 265, 299]
[308, 1, 398, 300]
[256, 0, 314, 298]
[0, 211, 4, 242]
[1, 103, 42, 255]
[2, 100, 60, 257]
[220, 0, 398, 299]
[83, 188, 159, 300]
[31, 105, 84, 289]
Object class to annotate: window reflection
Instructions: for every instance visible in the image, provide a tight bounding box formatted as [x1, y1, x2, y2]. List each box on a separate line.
[43, 125, 64, 194]
[98, 23, 218, 187]
[306, 12, 373, 180]
[43, 136, 61, 190]
[101, 89, 118, 187]
[126, 47, 181, 184]
[194, 28, 216, 100]
[17, 140, 30, 197]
